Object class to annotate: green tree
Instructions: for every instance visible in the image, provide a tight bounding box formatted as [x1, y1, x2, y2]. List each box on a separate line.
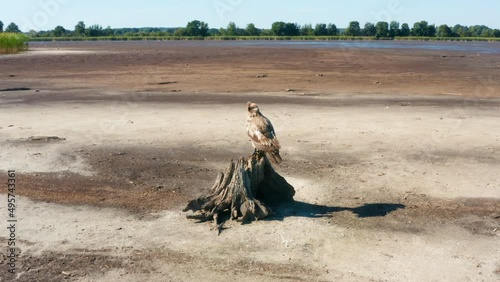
[245, 23, 259, 36]
[272, 22, 298, 36]
[0, 20, 3, 32]
[173, 28, 187, 36]
[399, 23, 411, 36]
[314, 23, 328, 36]
[481, 28, 493, 37]
[284, 23, 299, 36]
[300, 24, 314, 36]
[344, 21, 361, 36]
[492, 29, 500, 38]
[427, 24, 436, 37]
[363, 22, 376, 36]
[75, 21, 85, 36]
[27, 30, 37, 37]
[469, 25, 490, 37]
[327, 23, 338, 35]
[86, 24, 103, 36]
[156, 31, 170, 36]
[260, 29, 273, 36]
[200, 21, 209, 36]
[389, 21, 399, 37]
[53, 25, 66, 37]
[271, 21, 286, 36]
[375, 21, 389, 37]
[468, 25, 480, 37]
[437, 24, 453, 37]
[226, 22, 237, 36]
[452, 24, 469, 37]
[103, 26, 114, 36]
[185, 20, 209, 36]
[5, 22, 21, 33]
[412, 21, 435, 36]
[411, 21, 429, 36]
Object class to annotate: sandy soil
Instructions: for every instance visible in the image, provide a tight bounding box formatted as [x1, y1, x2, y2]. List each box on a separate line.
[0, 41, 499, 281]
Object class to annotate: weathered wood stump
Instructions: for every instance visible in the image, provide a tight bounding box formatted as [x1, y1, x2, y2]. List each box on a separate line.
[183, 152, 295, 228]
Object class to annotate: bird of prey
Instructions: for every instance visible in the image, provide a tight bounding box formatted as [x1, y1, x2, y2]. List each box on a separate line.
[246, 102, 282, 164]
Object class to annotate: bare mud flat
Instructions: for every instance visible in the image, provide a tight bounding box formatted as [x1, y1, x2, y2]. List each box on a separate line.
[0, 41, 499, 281]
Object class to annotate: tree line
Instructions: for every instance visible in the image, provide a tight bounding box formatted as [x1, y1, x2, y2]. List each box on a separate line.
[343, 21, 500, 38]
[0, 21, 22, 33]
[1, 19, 499, 38]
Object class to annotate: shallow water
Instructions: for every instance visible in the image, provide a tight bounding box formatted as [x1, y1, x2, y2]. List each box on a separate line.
[236, 40, 500, 54]
[30, 39, 500, 54]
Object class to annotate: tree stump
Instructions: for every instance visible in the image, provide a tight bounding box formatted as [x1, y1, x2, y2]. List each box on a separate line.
[183, 152, 295, 230]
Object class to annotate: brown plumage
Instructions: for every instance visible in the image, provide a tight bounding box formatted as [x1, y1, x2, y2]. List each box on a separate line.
[246, 102, 282, 164]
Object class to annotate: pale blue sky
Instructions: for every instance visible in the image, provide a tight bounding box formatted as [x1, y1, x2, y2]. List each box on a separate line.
[2, 0, 499, 32]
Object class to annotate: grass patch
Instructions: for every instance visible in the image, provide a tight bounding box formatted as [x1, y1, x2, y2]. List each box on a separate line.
[0, 33, 29, 54]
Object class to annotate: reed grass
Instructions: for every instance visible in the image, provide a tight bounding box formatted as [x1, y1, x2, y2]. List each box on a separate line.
[0, 33, 29, 54]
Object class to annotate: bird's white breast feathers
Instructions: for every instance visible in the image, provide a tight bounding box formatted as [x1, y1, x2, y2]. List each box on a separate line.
[254, 129, 263, 138]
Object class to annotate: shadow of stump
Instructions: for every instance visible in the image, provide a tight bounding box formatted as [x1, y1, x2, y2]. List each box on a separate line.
[271, 201, 406, 220]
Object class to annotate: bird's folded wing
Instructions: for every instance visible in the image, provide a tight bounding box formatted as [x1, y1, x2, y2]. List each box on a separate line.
[248, 126, 270, 145]
[248, 117, 280, 148]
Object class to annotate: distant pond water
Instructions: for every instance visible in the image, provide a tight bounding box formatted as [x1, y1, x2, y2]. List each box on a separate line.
[202, 40, 500, 54]
[30, 40, 500, 54]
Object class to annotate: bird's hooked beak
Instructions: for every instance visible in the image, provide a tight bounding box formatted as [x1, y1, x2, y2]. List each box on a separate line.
[247, 102, 259, 112]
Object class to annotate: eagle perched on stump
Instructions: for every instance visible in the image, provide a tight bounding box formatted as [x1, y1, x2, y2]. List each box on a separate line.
[246, 102, 282, 164]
